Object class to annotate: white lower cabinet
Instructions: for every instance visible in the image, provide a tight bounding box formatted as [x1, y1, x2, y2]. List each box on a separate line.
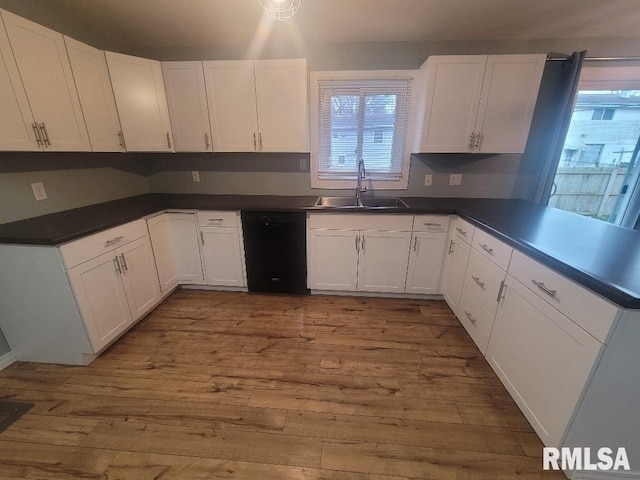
[66, 234, 161, 353]
[404, 215, 449, 295]
[307, 214, 413, 294]
[147, 212, 204, 293]
[442, 232, 471, 314]
[197, 211, 246, 288]
[486, 275, 603, 447]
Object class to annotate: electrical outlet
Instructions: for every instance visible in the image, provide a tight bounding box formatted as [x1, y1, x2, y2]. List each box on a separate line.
[192, 171, 200, 182]
[424, 174, 432, 186]
[31, 182, 48, 201]
[299, 158, 307, 171]
[449, 174, 462, 186]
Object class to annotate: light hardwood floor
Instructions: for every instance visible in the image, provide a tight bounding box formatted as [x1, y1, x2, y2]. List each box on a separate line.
[0, 289, 566, 479]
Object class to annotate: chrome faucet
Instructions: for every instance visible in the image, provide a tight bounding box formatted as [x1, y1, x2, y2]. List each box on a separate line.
[356, 158, 366, 203]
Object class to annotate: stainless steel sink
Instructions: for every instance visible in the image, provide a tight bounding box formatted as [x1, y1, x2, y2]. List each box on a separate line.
[314, 196, 362, 208]
[359, 197, 408, 209]
[314, 196, 408, 209]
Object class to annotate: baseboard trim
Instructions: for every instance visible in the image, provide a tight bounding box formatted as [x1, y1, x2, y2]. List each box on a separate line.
[0, 351, 17, 371]
[310, 290, 444, 300]
[572, 471, 640, 479]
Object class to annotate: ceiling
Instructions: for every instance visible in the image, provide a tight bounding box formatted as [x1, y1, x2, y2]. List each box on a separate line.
[4, 0, 640, 54]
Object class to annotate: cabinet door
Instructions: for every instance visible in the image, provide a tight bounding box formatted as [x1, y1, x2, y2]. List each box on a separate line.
[1, 10, 90, 151]
[442, 235, 471, 315]
[419, 55, 486, 152]
[147, 214, 179, 293]
[486, 276, 602, 446]
[254, 59, 308, 152]
[203, 60, 258, 152]
[162, 61, 212, 152]
[67, 251, 132, 353]
[0, 14, 37, 151]
[357, 230, 411, 294]
[64, 37, 123, 152]
[106, 51, 173, 152]
[116, 236, 162, 321]
[307, 229, 359, 291]
[475, 54, 546, 153]
[200, 227, 245, 287]
[170, 213, 205, 285]
[405, 232, 446, 295]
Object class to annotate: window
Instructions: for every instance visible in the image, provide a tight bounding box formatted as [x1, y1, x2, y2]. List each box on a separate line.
[592, 108, 615, 120]
[310, 71, 417, 189]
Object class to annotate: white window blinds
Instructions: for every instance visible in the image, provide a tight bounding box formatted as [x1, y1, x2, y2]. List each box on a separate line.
[316, 78, 413, 180]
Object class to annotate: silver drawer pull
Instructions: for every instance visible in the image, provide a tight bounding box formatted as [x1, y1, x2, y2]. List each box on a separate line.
[531, 279, 557, 298]
[479, 243, 494, 254]
[464, 311, 477, 325]
[104, 236, 124, 247]
[456, 227, 467, 236]
[472, 275, 485, 289]
[208, 218, 224, 223]
[424, 222, 441, 227]
[496, 280, 507, 303]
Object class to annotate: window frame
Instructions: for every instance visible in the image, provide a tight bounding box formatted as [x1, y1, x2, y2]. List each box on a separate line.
[309, 70, 419, 190]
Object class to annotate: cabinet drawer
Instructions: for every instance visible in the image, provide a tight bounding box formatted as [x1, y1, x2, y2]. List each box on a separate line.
[60, 219, 147, 269]
[196, 211, 239, 227]
[412, 215, 449, 233]
[463, 248, 506, 317]
[472, 228, 513, 270]
[452, 217, 474, 244]
[459, 287, 496, 354]
[308, 214, 413, 232]
[509, 250, 618, 343]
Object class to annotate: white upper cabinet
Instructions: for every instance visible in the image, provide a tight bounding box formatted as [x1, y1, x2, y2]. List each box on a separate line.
[106, 51, 174, 152]
[203, 58, 308, 152]
[0, 12, 37, 151]
[416, 54, 546, 154]
[1, 9, 90, 151]
[203, 60, 259, 152]
[64, 37, 124, 152]
[162, 61, 212, 152]
[254, 59, 309, 152]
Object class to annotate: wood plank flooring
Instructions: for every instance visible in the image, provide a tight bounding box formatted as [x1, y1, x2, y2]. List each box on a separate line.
[0, 289, 566, 479]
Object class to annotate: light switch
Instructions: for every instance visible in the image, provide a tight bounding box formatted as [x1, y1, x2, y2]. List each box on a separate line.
[449, 174, 462, 186]
[192, 171, 200, 182]
[31, 182, 48, 201]
[424, 174, 432, 186]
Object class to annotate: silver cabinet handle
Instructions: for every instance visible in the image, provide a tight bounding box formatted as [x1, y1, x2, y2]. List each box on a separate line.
[208, 218, 224, 223]
[204, 132, 210, 150]
[474, 133, 482, 150]
[166, 132, 172, 150]
[448, 239, 454, 255]
[259, 132, 263, 151]
[253, 133, 257, 151]
[531, 279, 557, 298]
[200, 231, 205, 245]
[355, 234, 359, 252]
[455, 227, 467, 236]
[424, 222, 442, 227]
[361, 234, 366, 253]
[117, 130, 126, 150]
[413, 236, 418, 251]
[479, 243, 494, 255]
[119, 253, 128, 272]
[104, 236, 124, 248]
[464, 311, 477, 325]
[39, 123, 51, 147]
[472, 275, 485, 289]
[496, 280, 507, 303]
[113, 257, 122, 275]
[32, 123, 44, 147]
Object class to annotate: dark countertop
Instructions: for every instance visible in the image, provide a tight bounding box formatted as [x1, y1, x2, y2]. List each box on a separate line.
[0, 193, 638, 309]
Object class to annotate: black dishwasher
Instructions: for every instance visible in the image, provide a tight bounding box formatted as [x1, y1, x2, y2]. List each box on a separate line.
[241, 211, 308, 294]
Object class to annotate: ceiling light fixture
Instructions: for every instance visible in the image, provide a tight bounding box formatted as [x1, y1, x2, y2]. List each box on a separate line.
[259, 0, 301, 21]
